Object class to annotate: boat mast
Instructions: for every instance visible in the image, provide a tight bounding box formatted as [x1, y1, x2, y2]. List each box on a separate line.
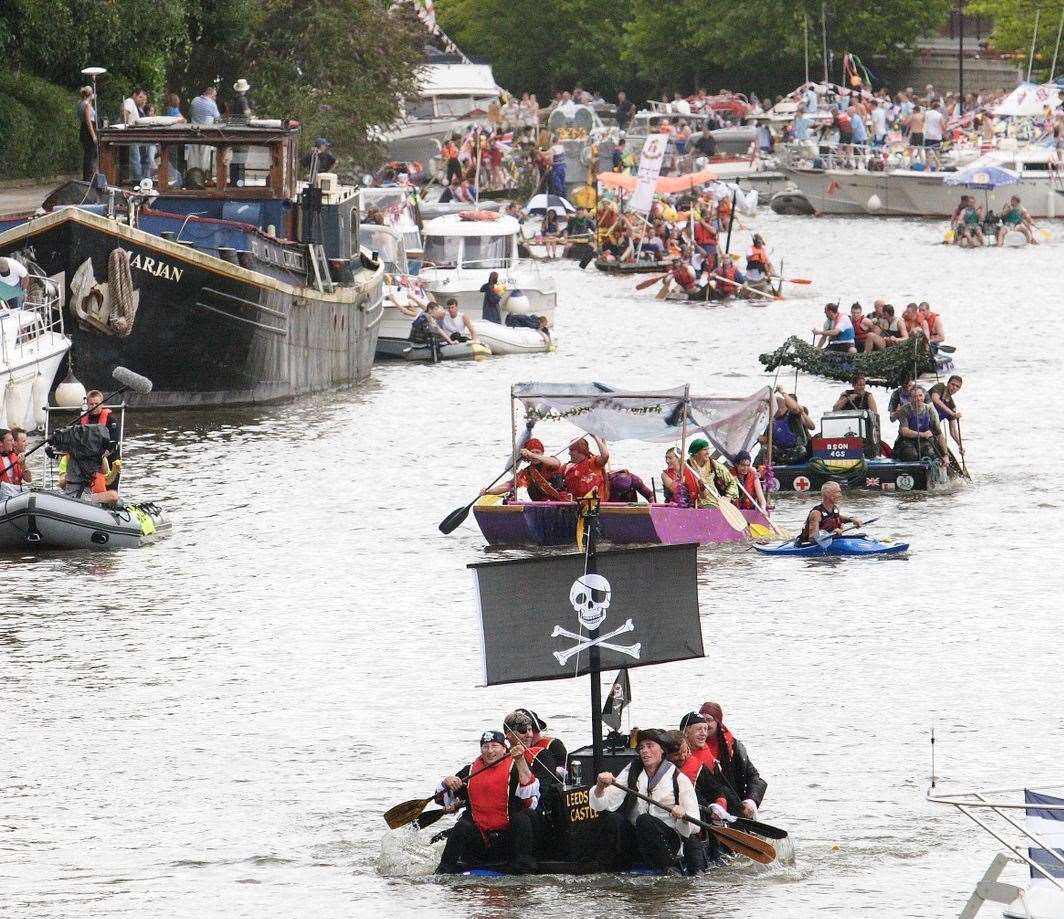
[957, 0, 964, 116]
[583, 496, 606, 777]
[804, 14, 810, 85]
[1051, 7, 1064, 84]
[821, 2, 829, 84]
[1027, 8, 1041, 83]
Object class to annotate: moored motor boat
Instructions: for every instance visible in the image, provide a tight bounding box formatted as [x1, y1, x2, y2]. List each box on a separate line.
[753, 534, 908, 557]
[0, 490, 168, 550]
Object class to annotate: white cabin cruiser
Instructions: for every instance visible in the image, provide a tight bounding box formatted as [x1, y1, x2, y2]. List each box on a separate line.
[419, 212, 557, 321]
[382, 59, 502, 169]
[781, 141, 1064, 217]
[928, 783, 1064, 919]
[0, 269, 70, 432]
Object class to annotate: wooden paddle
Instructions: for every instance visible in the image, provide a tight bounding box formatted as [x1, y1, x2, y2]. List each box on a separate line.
[955, 419, 971, 481]
[605, 780, 776, 864]
[635, 273, 669, 291]
[655, 277, 673, 300]
[781, 277, 813, 285]
[439, 425, 533, 534]
[708, 273, 780, 301]
[384, 755, 512, 829]
[684, 458, 747, 533]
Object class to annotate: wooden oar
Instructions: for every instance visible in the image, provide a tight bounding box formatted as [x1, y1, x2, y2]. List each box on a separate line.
[605, 780, 776, 864]
[384, 755, 511, 829]
[684, 458, 747, 532]
[709, 273, 780, 302]
[956, 419, 971, 481]
[635, 273, 669, 291]
[781, 277, 813, 285]
[655, 277, 673, 299]
[439, 425, 533, 534]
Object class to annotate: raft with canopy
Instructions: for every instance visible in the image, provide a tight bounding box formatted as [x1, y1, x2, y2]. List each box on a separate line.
[472, 382, 774, 547]
[758, 334, 951, 389]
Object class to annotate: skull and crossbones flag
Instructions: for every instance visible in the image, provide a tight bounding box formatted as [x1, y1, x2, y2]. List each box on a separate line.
[469, 543, 703, 686]
[601, 668, 631, 731]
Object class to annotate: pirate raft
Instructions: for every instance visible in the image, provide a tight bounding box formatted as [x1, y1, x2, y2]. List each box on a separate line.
[380, 500, 794, 878]
[463, 382, 776, 547]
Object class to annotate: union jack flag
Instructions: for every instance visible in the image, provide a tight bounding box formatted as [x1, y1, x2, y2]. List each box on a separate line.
[865, 477, 880, 487]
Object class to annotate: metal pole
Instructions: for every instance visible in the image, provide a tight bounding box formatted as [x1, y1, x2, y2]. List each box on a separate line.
[958, 1, 964, 115]
[1028, 9, 1041, 83]
[821, 2, 830, 84]
[585, 497, 605, 777]
[804, 14, 810, 85]
[1051, 6, 1064, 82]
[510, 386, 518, 491]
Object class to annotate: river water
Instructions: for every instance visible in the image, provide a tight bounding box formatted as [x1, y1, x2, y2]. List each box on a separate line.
[2, 214, 1061, 918]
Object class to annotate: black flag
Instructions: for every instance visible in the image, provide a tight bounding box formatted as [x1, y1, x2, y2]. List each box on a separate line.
[469, 543, 703, 686]
[602, 668, 631, 731]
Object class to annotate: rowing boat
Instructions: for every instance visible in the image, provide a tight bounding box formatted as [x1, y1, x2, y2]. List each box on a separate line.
[753, 535, 908, 557]
[593, 258, 667, 274]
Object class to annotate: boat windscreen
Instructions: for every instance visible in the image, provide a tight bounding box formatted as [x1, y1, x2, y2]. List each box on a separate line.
[423, 235, 462, 267]
[462, 234, 509, 268]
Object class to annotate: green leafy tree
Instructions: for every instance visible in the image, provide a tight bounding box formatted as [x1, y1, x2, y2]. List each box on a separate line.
[967, 0, 1064, 81]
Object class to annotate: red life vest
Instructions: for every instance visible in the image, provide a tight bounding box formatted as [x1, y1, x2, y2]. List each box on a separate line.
[81, 407, 112, 427]
[835, 111, 852, 132]
[805, 502, 841, 541]
[717, 262, 739, 295]
[1, 451, 21, 485]
[672, 263, 696, 289]
[732, 467, 759, 510]
[467, 755, 515, 832]
[853, 314, 869, 344]
[694, 221, 717, 247]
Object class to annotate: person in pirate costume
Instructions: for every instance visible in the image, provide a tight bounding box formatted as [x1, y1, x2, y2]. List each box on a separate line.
[480, 439, 569, 502]
[698, 702, 768, 819]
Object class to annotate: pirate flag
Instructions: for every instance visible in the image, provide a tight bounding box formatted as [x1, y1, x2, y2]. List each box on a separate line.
[469, 543, 703, 686]
[602, 668, 631, 731]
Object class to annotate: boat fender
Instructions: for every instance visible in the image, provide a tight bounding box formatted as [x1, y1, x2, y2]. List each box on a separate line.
[866, 194, 882, 213]
[32, 371, 49, 430]
[458, 210, 500, 221]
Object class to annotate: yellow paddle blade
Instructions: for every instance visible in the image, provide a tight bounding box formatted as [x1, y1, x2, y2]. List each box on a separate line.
[1040, 227, 1053, 239]
[476, 494, 504, 507]
[943, 229, 955, 244]
[748, 523, 775, 540]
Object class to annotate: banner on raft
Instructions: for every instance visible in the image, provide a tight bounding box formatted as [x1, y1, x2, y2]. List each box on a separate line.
[1026, 789, 1064, 885]
[470, 543, 703, 686]
[512, 383, 772, 461]
[629, 133, 668, 215]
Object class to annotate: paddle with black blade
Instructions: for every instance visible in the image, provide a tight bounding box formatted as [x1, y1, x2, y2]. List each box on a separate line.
[701, 809, 788, 840]
[1, 366, 152, 479]
[383, 754, 513, 830]
[604, 780, 776, 864]
[438, 422, 534, 534]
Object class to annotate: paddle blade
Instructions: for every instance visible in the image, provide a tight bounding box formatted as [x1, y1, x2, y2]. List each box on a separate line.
[413, 808, 448, 830]
[718, 499, 748, 532]
[655, 278, 673, 300]
[748, 523, 774, 540]
[384, 796, 433, 829]
[785, 277, 812, 285]
[813, 528, 832, 548]
[733, 816, 789, 840]
[439, 503, 473, 535]
[635, 273, 668, 290]
[711, 825, 777, 863]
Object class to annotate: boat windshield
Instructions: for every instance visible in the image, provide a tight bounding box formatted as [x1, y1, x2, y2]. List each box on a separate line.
[462, 233, 510, 268]
[423, 235, 462, 267]
[357, 226, 409, 274]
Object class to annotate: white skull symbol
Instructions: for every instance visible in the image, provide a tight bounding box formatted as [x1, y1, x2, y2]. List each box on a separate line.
[569, 573, 612, 630]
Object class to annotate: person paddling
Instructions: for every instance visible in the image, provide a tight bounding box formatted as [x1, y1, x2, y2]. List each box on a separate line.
[480, 438, 568, 502]
[799, 482, 863, 546]
[434, 730, 541, 874]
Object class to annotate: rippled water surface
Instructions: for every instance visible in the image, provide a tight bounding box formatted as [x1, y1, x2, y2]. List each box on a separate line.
[3, 214, 1062, 918]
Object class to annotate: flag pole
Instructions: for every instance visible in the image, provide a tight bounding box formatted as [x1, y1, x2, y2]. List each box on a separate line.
[584, 495, 605, 777]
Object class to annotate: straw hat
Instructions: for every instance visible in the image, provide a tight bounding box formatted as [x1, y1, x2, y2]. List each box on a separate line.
[233, 79, 250, 93]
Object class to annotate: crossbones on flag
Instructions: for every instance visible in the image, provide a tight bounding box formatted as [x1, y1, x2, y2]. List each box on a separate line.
[602, 668, 631, 731]
[469, 543, 703, 686]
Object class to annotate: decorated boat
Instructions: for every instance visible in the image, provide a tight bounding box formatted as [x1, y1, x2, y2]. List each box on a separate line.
[759, 334, 953, 389]
[0, 118, 382, 408]
[765, 409, 961, 493]
[468, 382, 775, 547]
[382, 501, 789, 878]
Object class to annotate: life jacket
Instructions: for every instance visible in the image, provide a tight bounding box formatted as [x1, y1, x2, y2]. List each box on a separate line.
[662, 465, 699, 506]
[672, 263, 696, 288]
[835, 111, 852, 132]
[0, 451, 20, 485]
[467, 755, 516, 833]
[852, 315, 869, 344]
[732, 467, 759, 509]
[920, 310, 940, 333]
[717, 262, 739, 295]
[409, 312, 435, 344]
[804, 502, 842, 542]
[903, 313, 923, 334]
[694, 220, 717, 247]
[81, 407, 112, 428]
[746, 245, 767, 274]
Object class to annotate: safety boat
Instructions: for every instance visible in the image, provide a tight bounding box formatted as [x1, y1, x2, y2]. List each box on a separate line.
[418, 213, 556, 317]
[469, 382, 776, 547]
[927, 782, 1064, 919]
[0, 269, 70, 431]
[383, 502, 789, 879]
[765, 409, 962, 494]
[0, 385, 170, 551]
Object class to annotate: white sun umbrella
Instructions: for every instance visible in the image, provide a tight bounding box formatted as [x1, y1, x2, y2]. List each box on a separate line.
[526, 193, 576, 216]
